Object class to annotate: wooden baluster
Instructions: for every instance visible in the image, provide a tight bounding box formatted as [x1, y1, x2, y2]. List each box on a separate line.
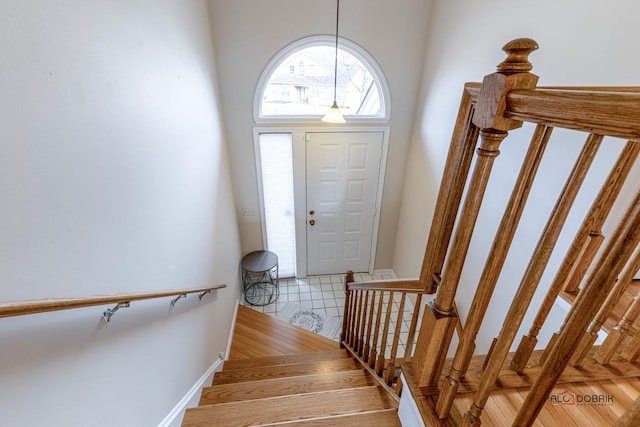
[538, 236, 607, 367]
[561, 232, 605, 296]
[414, 127, 507, 387]
[369, 291, 385, 368]
[351, 289, 364, 349]
[418, 89, 479, 295]
[620, 330, 640, 362]
[413, 38, 539, 388]
[596, 290, 640, 363]
[341, 271, 354, 344]
[571, 247, 640, 365]
[462, 134, 601, 426]
[513, 190, 640, 427]
[356, 291, 370, 356]
[344, 288, 353, 345]
[562, 233, 605, 296]
[452, 301, 464, 338]
[511, 140, 640, 372]
[349, 290, 362, 348]
[385, 293, 407, 385]
[436, 124, 552, 418]
[346, 290, 358, 346]
[376, 292, 395, 377]
[362, 290, 377, 362]
[404, 293, 423, 359]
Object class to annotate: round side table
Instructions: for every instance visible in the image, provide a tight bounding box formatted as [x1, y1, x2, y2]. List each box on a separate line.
[240, 250, 279, 306]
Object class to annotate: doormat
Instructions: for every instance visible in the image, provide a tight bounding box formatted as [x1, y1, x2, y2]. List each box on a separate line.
[277, 302, 341, 340]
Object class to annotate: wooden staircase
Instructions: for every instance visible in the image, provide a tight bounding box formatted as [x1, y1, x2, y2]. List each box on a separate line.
[181, 306, 401, 426]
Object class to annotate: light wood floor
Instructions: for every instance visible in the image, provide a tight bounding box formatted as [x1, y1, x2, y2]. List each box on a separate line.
[448, 377, 640, 426]
[228, 304, 340, 360]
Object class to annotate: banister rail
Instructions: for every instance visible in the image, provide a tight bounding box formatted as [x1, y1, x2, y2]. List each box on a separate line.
[346, 278, 424, 292]
[465, 82, 640, 140]
[506, 88, 640, 140]
[0, 284, 227, 319]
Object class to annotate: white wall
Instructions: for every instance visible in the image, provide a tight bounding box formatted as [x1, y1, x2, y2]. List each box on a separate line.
[0, 1, 241, 426]
[208, 0, 432, 269]
[394, 0, 640, 353]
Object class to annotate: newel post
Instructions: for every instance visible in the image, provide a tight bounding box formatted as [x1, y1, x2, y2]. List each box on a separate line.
[341, 270, 354, 345]
[412, 38, 539, 390]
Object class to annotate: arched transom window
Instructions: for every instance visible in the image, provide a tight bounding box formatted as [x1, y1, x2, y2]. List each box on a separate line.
[255, 36, 389, 122]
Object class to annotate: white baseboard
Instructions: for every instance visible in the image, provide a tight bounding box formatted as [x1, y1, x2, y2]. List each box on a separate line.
[157, 357, 223, 427]
[225, 300, 240, 360]
[157, 299, 240, 427]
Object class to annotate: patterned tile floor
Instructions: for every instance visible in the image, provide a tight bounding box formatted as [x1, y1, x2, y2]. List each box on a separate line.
[241, 271, 427, 358]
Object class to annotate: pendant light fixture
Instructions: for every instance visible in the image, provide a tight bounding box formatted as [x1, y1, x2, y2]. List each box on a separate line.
[321, 0, 346, 123]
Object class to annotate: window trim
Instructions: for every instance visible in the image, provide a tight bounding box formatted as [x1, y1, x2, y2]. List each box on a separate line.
[254, 35, 391, 124]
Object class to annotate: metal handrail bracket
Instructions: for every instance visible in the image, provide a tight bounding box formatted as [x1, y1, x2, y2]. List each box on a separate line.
[102, 302, 131, 323]
[170, 294, 187, 307]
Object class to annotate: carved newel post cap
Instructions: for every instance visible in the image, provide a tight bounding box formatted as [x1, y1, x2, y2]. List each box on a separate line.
[497, 38, 539, 74]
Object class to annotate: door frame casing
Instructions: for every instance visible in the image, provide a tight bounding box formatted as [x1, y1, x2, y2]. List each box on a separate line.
[253, 126, 390, 278]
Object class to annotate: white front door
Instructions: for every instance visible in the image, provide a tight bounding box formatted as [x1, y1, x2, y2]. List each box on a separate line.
[305, 132, 383, 275]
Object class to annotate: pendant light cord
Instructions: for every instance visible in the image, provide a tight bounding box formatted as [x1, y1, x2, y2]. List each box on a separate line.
[332, 0, 340, 104]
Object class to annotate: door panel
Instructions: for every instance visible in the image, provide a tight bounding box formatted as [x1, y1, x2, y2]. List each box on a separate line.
[306, 132, 383, 275]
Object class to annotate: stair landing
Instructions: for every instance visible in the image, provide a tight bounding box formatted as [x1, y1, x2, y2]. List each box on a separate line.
[228, 305, 340, 360]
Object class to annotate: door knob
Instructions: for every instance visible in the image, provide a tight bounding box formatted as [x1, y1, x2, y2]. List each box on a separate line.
[309, 219, 316, 226]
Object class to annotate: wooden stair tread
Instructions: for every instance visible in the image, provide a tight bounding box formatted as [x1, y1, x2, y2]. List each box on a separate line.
[200, 369, 376, 404]
[228, 305, 340, 360]
[182, 386, 399, 427]
[212, 357, 360, 385]
[264, 408, 401, 426]
[222, 349, 349, 371]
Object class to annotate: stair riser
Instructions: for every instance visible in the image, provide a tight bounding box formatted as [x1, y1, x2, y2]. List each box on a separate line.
[222, 350, 349, 371]
[201, 369, 375, 405]
[260, 409, 401, 426]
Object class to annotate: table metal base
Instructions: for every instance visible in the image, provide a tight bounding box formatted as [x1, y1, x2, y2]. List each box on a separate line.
[241, 251, 279, 306]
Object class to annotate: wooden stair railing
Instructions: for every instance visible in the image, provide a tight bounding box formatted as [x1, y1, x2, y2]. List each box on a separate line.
[343, 38, 640, 426]
[341, 273, 430, 392]
[340, 275, 465, 397]
[0, 285, 226, 320]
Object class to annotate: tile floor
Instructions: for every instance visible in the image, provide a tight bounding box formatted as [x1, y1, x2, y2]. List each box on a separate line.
[240, 271, 426, 358]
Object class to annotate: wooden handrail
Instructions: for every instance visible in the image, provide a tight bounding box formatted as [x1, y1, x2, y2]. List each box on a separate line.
[506, 88, 640, 140]
[465, 83, 640, 140]
[0, 284, 227, 318]
[347, 278, 425, 292]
